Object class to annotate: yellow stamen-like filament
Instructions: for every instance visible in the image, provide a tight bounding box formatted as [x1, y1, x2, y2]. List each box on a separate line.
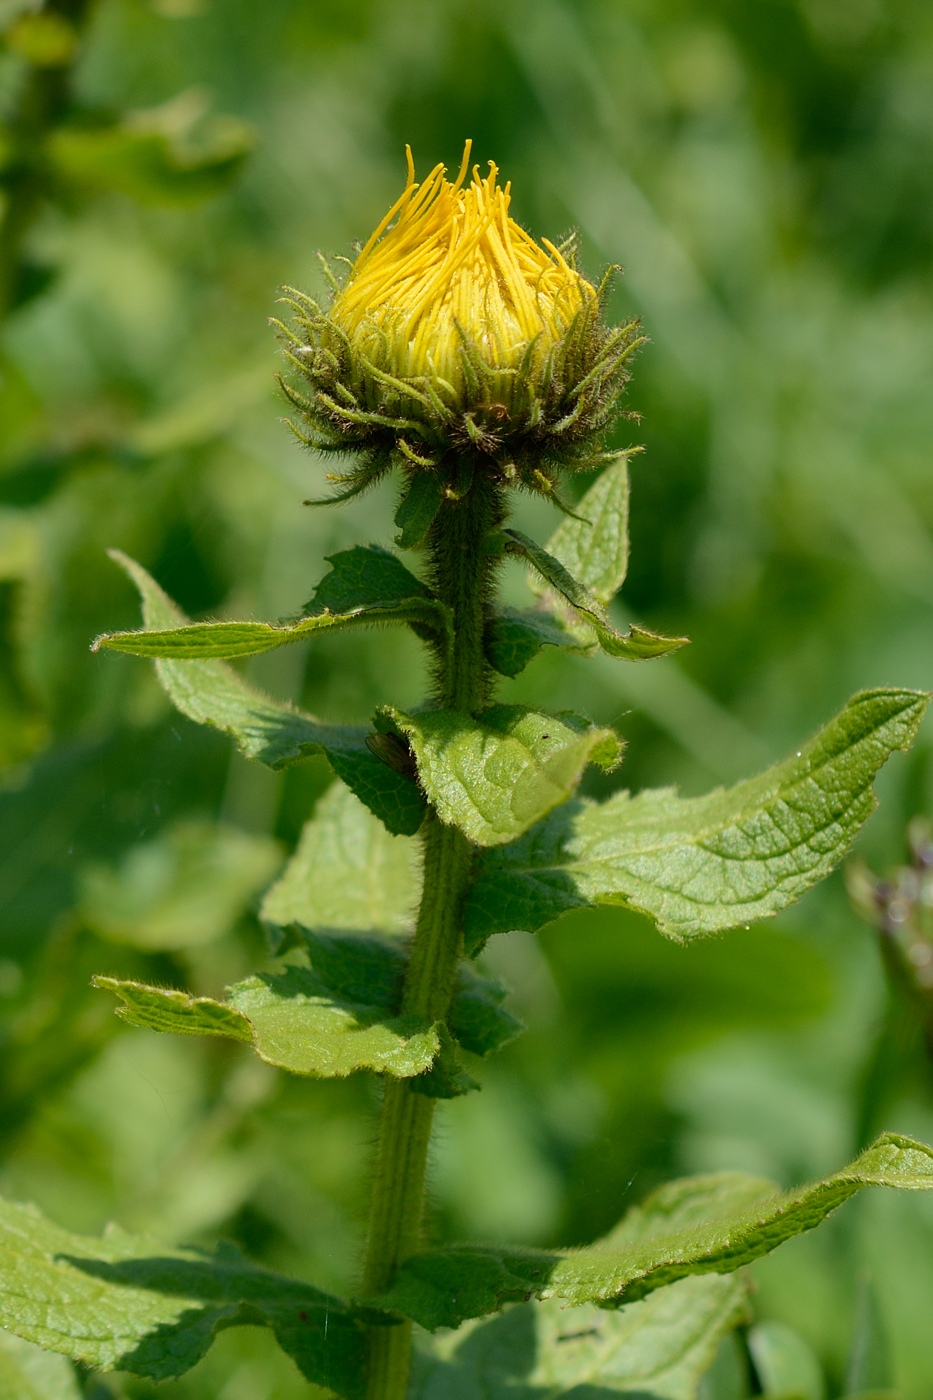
[330, 143, 595, 403]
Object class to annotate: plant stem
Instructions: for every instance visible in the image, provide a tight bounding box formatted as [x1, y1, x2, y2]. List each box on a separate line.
[360, 473, 504, 1400]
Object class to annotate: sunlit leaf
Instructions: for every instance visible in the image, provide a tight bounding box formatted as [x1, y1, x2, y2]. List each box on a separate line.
[539, 451, 632, 606]
[411, 1274, 749, 1400]
[507, 528, 688, 661]
[376, 1132, 933, 1331]
[94, 953, 441, 1079]
[260, 781, 420, 936]
[95, 921, 520, 1071]
[0, 1198, 364, 1395]
[383, 703, 622, 848]
[104, 551, 424, 835]
[465, 688, 929, 950]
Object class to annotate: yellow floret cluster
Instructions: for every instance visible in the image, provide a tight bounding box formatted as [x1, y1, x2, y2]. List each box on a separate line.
[329, 142, 595, 405]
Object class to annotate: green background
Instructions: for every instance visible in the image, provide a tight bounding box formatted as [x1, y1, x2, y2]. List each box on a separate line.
[1, 0, 932, 1394]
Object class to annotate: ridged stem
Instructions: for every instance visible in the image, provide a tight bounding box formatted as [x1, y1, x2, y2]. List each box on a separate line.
[360, 471, 504, 1400]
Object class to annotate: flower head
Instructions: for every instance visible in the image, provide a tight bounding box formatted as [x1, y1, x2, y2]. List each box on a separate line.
[276, 144, 641, 507]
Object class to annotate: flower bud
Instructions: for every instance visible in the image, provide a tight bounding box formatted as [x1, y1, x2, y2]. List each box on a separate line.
[277, 144, 641, 503]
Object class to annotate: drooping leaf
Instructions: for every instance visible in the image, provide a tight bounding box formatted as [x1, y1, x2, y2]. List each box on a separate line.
[395, 472, 444, 548]
[383, 704, 622, 848]
[375, 1132, 933, 1331]
[96, 922, 520, 1071]
[306, 544, 433, 614]
[104, 552, 424, 835]
[411, 1274, 749, 1400]
[0, 1330, 81, 1400]
[260, 781, 420, 937]
[0, 1197, 364, 1396]
[748, 1321, 825, 1400]
[79, 820, 281, 950]
[506, 528, 688, 661]
[465, 688, 929, 950]
[92, 589, 449, 659]
[485, 606, 591, 679]
[94, 951, 440, 1079]
[540, 451, 632, 606]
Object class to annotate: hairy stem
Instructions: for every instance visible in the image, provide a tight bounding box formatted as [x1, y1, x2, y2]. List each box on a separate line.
[360, 470, 504, 1400]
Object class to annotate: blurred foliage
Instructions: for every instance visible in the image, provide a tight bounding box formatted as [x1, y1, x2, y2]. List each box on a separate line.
[0, 0, 931, 1395]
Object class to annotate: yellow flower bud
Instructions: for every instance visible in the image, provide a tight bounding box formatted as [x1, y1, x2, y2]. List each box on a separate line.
[277, 144, 641, 502]
[329, 143, 594, 414]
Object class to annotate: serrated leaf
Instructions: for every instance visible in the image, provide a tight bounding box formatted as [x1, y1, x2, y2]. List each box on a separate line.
[411, 1274, 749, 1400]
[384, 704, 622, 848]
[96, 921, 520, 1071]
[95, 952, 440, 1079]
[104, 551, 424, 836]
[449, 963, 523, 1058]
[306, 544, 433, 614]
[375, 1132, 933, 1331]
[540, 452, 632, 606]
[92, 595, 449, 659]
[260, 781, 420, 936]
[465, 688, 929, 950]
[485, 606, 591, 679]
[507, 527, 688, 661]
[0, 1198, 364, 1395]
[395, 472, 444, 548]
[0, 1331, 81, 1400]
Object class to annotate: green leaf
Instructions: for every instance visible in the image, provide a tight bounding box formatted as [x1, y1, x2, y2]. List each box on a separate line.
[93, 582, 449, 659]
[541, 452, 632, 606]
[411, 1274, 749, 1400]
[96, 913, 519, 1074]
[261, 781, 420, 937]
[506, 527, 688, 661]
[79, 819, 281, 950]
[395, 472, 444, 548]
[95, 954, 440, 1079]
[465, 688, 929, 950]
[485, 606, 591, 679]
[104, 552, 424, 836]
[0, 1197, 364, 1395]
[375, 1132, 933, 1332]
[0, 1331, 81, 1400]
[748, 1321, 825, 1400]
[49, 91, 255, 206]
[409, 1023, 481, 1099]
[296, 931, 522, 1058]
[383, 704, 622, 848]
[449, 963, 524, 1058]
[306, 544, 433, 614]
